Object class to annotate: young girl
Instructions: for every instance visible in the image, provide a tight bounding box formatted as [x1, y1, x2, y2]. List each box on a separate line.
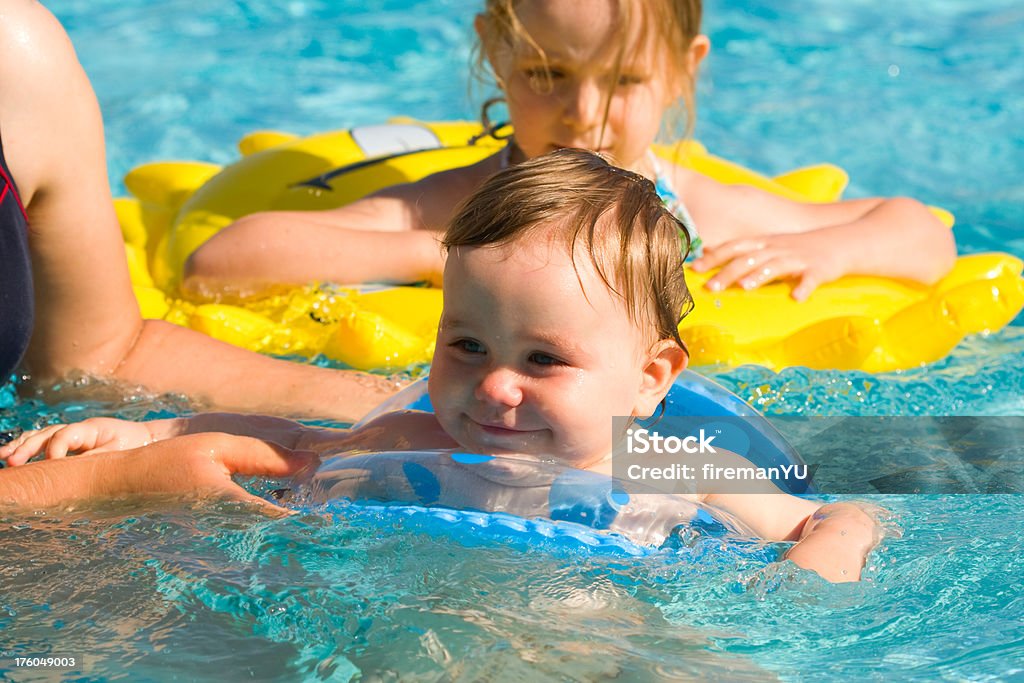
[3, 150, 878, 582]
[184, 0, 954, 301]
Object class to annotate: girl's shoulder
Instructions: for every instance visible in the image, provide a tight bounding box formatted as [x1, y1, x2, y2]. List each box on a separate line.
[648, 155, 707, 196]
[367, 151, 506, 231]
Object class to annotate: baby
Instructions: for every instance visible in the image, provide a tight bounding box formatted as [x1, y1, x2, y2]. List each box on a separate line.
[2, 149, 878, 581]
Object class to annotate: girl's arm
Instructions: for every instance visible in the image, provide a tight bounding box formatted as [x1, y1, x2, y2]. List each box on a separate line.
[681, 170, 957, 299]
[182, 159, 495, 294]
[182, 201, 446, 294]
[1, 1, 396, 422]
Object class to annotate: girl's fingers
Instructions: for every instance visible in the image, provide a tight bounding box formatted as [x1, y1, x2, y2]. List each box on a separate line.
[792, 270, 824, 301]
[736, 255, 805, 291]
[207, 439, 318, 514]
[692, 239, 766, 272]
[236, 491, 296, 517]
[705, 250, 778, 291]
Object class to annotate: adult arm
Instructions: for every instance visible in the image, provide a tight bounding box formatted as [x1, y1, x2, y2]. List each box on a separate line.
[0, 432, 317, 511]
[0, 1, 395, 421]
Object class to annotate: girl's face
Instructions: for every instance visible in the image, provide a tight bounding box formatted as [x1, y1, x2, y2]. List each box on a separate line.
[481, 0, 699, 173]
[428, 224, 685, 470]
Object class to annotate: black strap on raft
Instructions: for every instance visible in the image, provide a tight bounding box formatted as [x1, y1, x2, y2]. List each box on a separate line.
[293, 121, 512, 191]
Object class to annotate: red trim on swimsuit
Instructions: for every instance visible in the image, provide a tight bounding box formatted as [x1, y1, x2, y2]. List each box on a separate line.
[0, 156, 29, 223]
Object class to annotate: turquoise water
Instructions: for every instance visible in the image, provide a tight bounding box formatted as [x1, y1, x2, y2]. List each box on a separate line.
[2, 1, 1023, 680]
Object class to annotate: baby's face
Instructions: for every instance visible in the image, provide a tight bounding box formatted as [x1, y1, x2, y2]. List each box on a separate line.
[428, 227, 666, 469]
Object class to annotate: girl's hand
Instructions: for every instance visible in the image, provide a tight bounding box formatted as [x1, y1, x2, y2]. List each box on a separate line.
[691, 232, 845, 301]
[0, 417, 182, 466]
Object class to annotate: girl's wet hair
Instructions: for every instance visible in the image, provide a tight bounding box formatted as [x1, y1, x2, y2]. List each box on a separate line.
[443, 148, 694, 347]
[473, 0, 704, 139]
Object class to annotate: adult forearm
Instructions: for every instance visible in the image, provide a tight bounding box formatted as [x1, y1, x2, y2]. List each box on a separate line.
[0, 433, 317, 510]
[0, 455, 108, 507]
[113, 320, 397, 421]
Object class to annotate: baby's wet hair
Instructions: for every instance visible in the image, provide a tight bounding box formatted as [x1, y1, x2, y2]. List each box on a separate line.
[443, 148, 694, 347]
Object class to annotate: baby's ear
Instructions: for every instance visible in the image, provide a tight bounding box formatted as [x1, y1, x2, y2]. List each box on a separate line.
[635, 340, 689, 417]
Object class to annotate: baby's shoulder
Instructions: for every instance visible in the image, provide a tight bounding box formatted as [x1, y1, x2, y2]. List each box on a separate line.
[351, 410, 458, 451]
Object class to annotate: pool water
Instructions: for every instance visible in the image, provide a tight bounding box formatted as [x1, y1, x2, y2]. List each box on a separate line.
[2, 1, 1023, 680]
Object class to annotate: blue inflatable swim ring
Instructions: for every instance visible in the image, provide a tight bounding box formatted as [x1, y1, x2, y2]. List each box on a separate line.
[322, 497, 784, 568]
[358, 370, 812, 493]
[315, 371, 812, 555]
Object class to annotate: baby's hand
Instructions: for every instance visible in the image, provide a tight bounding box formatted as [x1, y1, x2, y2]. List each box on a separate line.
[691, 232, 844, 301]
[784, 502, 882, 582]
[0, 417, 174, 466]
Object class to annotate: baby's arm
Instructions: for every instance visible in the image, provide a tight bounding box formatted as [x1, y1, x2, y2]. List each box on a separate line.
[1, 406, 457, 468]
[0, 412, 340, 466]
[704, 491, 879, 582]
[683, 170, 957, 299]
[783, 502, 880, 582]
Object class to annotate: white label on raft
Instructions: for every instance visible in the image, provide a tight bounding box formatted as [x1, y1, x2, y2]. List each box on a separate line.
[351, 124, 442, 157]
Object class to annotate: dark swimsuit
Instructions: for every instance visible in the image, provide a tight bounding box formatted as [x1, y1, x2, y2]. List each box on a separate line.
[0, 131, 34, 380]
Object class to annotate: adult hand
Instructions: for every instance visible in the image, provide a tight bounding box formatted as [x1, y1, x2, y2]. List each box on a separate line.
[0, 433, 319, 513]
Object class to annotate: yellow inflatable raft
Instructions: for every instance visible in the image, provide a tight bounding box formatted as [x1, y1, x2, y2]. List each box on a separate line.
[117, 119, 1024, 373]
